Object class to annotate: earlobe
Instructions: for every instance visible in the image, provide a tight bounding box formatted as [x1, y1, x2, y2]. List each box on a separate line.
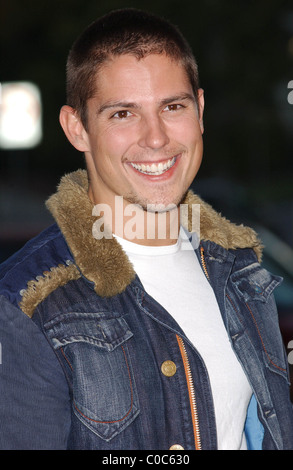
[59, 105, 90, 152]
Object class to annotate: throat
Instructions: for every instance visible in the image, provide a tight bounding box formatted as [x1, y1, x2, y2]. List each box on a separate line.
[116, 203, 180, 246]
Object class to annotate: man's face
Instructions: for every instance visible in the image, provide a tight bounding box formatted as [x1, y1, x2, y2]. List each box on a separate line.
[81, 53, 204, 211]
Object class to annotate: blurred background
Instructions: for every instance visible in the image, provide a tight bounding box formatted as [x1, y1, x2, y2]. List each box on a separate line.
[0, 0, 293, 376]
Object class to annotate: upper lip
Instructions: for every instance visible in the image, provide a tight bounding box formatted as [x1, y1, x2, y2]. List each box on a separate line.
[129, 156, 177, 165]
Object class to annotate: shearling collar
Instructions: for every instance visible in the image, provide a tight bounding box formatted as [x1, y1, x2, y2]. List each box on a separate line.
[46, 169, 262, 298]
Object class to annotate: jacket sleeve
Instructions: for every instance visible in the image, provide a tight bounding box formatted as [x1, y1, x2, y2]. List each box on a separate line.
[0, 295, 71, 449]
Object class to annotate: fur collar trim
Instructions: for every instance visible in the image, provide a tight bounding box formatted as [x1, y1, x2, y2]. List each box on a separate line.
[45, 170, 262, 298]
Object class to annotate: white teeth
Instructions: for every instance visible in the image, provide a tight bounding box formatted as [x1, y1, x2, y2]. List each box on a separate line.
[131, 157, 176, 175]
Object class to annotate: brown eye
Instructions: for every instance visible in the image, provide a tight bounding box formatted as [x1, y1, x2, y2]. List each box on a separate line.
[165, 104, 183, 112]
[113, 110, 131, 119]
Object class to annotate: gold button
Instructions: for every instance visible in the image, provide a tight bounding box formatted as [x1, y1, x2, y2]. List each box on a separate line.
[161, 360, 177, 377]
[169, 444, 184, 450]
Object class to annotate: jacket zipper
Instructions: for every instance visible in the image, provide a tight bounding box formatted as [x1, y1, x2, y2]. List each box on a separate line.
[174, 245, 208, 449]
[176, 334, 202, 450]
[200, 245, 210, 281]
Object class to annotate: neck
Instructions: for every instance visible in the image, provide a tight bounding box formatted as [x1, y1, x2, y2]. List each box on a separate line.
[90, 191, 180, 246]
[120, 204, 180, 246]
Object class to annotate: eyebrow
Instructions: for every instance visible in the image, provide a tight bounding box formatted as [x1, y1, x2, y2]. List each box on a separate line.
[98, 101, 139, 114]
[97, 92, 195, 115]
[159, 92, 196, 107]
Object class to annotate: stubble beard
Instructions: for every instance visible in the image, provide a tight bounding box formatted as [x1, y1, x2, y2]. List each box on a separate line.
[123, 185, 189, 213]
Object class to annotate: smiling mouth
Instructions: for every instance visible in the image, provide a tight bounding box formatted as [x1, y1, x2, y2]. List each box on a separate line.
[130, 156, 177, 176]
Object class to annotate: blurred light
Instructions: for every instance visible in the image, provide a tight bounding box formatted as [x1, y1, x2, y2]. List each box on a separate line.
[0, 81, 42, 149]
[288, 80, 293, 105]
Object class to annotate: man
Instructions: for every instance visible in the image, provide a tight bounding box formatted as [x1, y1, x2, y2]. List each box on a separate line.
[0, 8, 292, 450]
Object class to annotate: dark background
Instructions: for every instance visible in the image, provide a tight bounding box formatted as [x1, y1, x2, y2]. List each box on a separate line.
[1, 0, 293, 356]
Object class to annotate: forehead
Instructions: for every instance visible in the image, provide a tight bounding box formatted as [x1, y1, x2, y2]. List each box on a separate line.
[93, 53, 193, 100]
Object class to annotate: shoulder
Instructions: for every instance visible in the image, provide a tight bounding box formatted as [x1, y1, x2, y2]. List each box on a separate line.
[0, 224, 78, 313]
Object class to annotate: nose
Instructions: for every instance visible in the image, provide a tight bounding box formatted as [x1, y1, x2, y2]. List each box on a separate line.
[137, 115, 170, 150]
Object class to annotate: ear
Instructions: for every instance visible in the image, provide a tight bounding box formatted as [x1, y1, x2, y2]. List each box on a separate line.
[59, 105, 90, 152]
[197, 88, 204, 134]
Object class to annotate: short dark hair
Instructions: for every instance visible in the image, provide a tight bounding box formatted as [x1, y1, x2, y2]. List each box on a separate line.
[66, 8, 200, 129]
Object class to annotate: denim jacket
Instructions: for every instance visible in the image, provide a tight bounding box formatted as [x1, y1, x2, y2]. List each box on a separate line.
[0, 170, 292, 450]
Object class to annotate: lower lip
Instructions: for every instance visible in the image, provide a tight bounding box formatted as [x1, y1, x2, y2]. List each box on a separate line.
[129, 156, 181, 181]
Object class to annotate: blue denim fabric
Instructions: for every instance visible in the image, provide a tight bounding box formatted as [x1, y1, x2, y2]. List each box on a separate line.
[0, 224, 293, 449]
[0, 295, 71, 449]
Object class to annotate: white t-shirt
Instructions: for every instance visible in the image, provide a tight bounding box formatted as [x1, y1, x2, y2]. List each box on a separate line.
[114, 227, 252, 450]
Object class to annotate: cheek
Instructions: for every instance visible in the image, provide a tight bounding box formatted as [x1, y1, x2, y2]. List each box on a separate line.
[102, 124, 138, 154]
[170, 116, 202, 143]
[89, 132, 133, 180]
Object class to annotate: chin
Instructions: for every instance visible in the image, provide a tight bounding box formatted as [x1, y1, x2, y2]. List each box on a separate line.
[143, 193, 188, 213]
[124, 185, 189, 212]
